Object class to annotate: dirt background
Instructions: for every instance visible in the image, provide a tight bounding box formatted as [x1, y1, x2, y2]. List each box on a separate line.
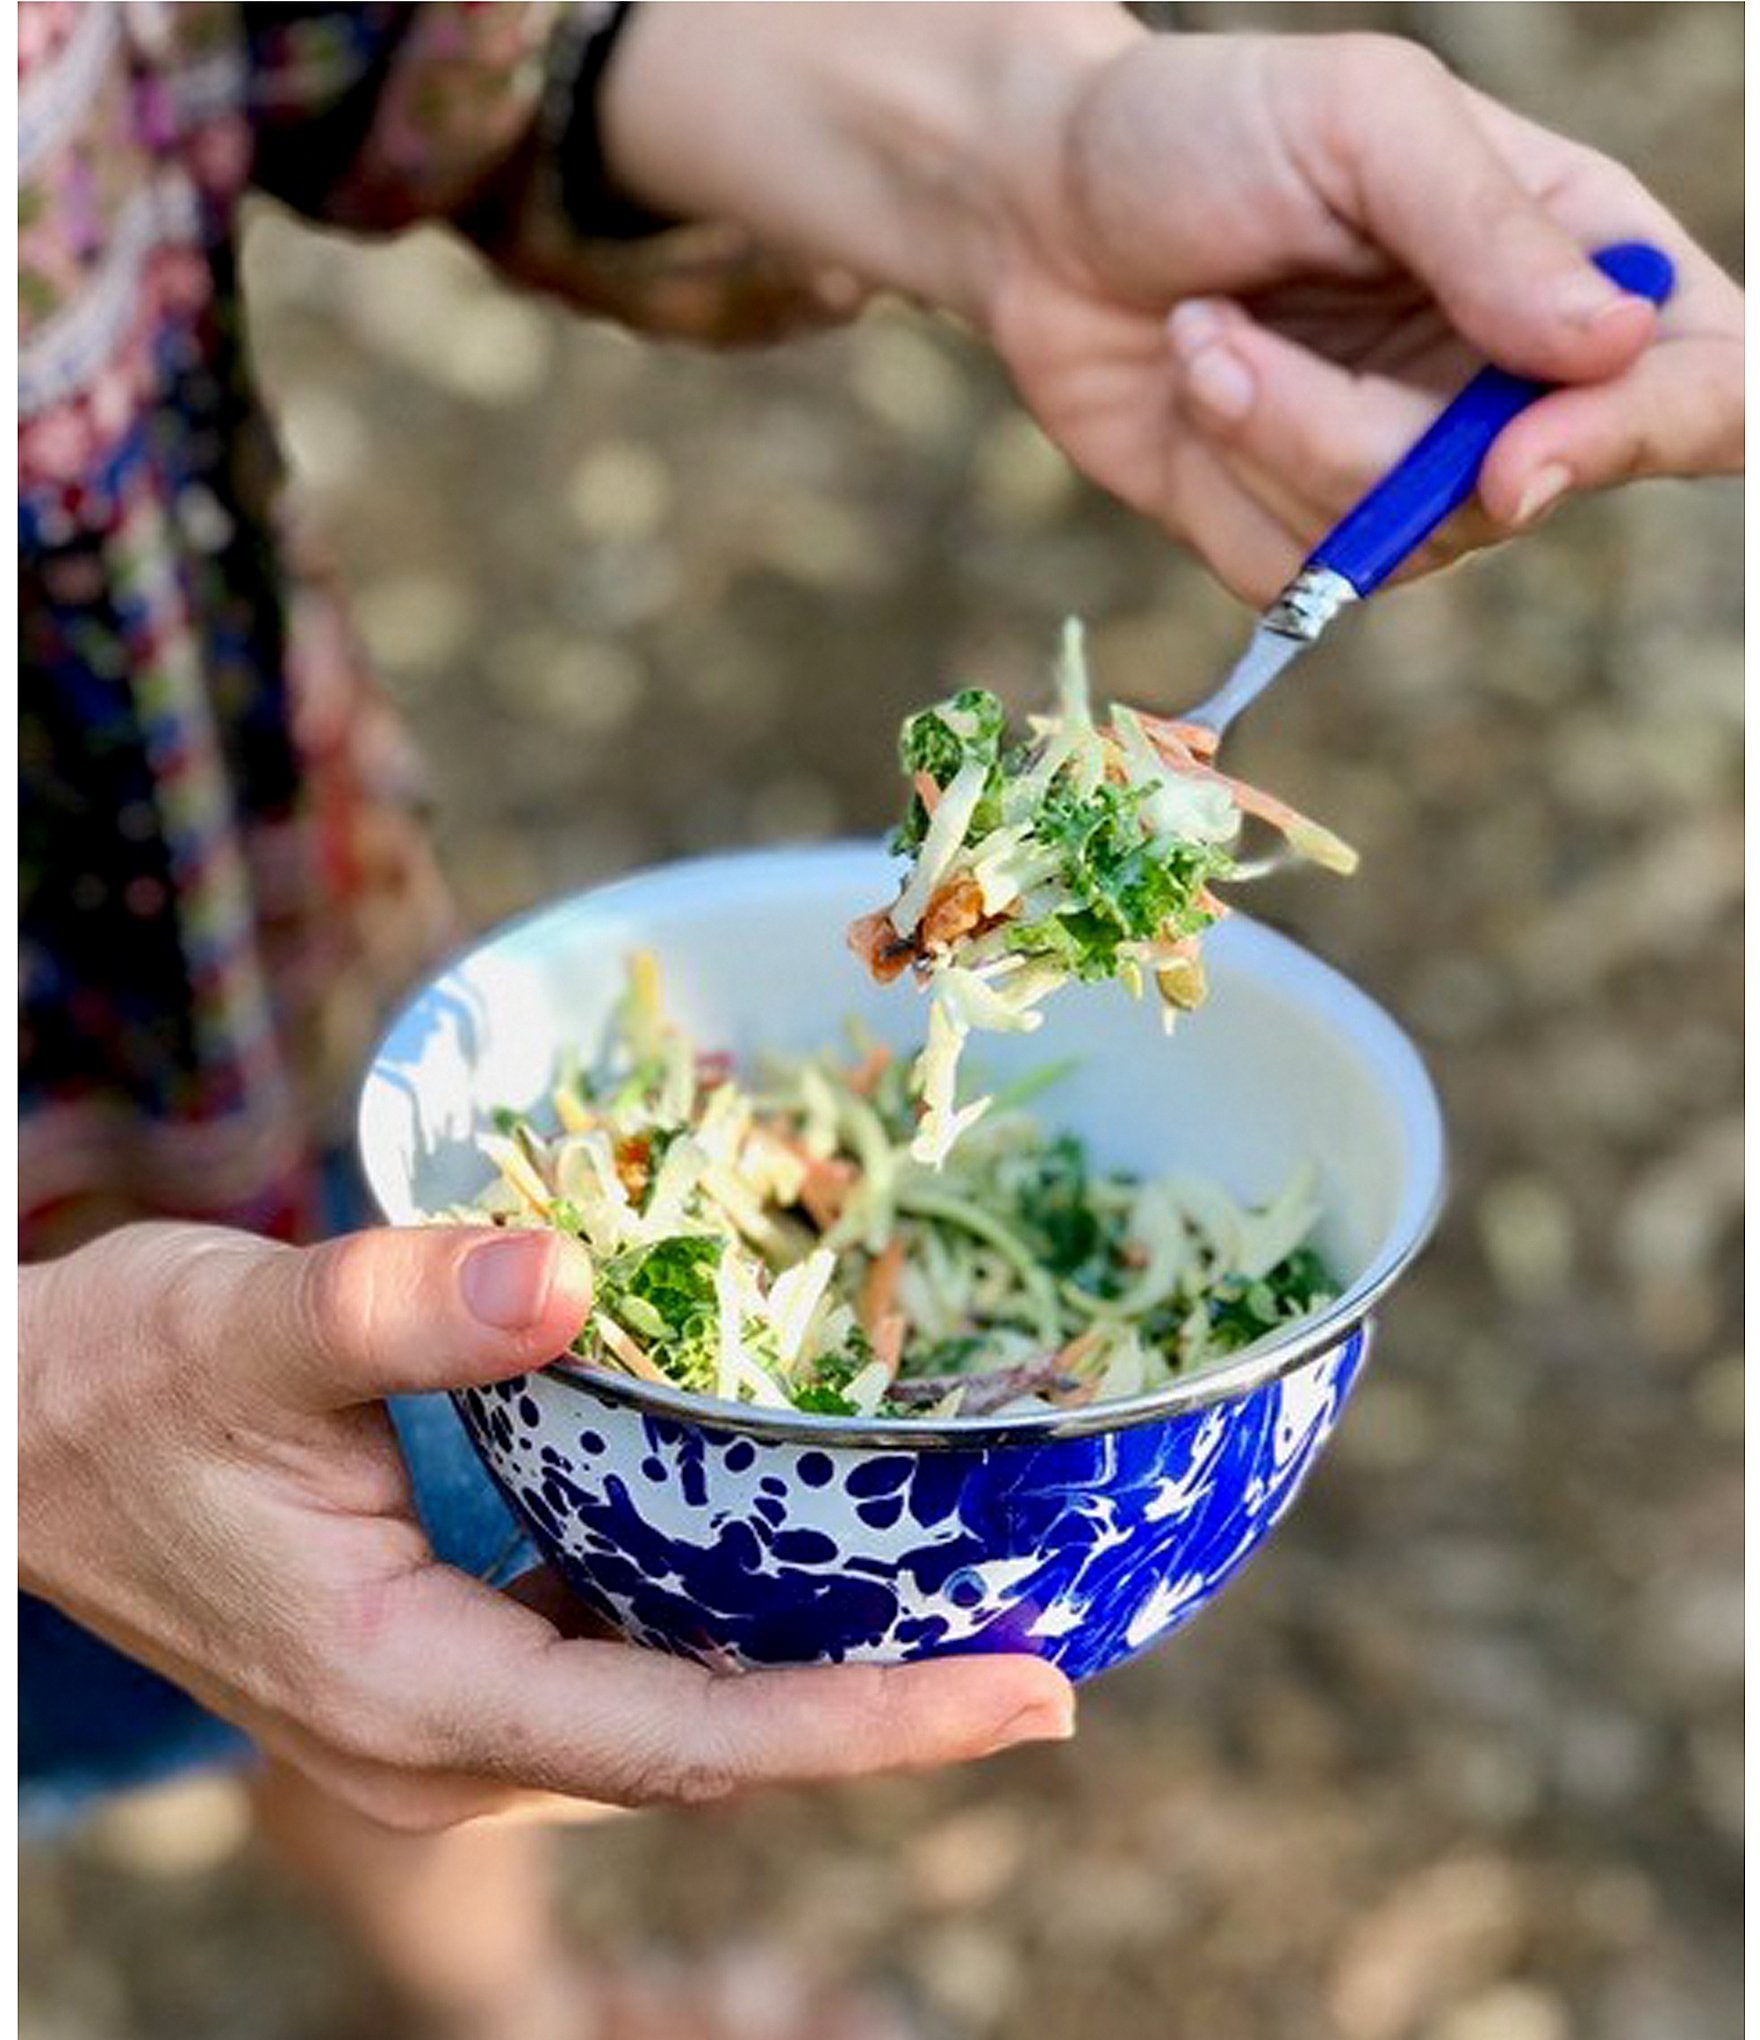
[20, 6, 1742, 2039]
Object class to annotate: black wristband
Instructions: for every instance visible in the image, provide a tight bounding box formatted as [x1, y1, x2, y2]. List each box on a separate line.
[546, 1, 682, 242]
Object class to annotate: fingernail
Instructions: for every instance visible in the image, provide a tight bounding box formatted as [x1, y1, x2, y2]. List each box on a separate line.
[1183, 345, 1256, 424]
[1513, 462, 1572, 527]
[1167, 298, 1224, 354]
[1556, 266, 1632, 330]
[462, 1232, 560, 1329]
[986, 1695, 1077, 1755]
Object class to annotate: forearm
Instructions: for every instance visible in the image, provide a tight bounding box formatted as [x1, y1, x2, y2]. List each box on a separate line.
[598, 1, 1141, 325]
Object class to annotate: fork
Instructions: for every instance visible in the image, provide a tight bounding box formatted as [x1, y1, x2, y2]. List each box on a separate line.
[1151, 239, 1677, 758]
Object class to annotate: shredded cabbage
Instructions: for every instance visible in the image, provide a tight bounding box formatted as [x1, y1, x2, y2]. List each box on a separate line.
[850, 617, 1355, 1163]
[435, 954, 1337, 1419]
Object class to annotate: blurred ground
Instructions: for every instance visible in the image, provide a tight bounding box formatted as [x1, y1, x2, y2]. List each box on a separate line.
[19, 6, 1742, 2040]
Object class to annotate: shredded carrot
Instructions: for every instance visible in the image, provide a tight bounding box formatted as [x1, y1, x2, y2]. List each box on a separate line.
[775, 1130, 856, 1216]
[913, 770, 942, 814]
[796, 1151, 857, 1230]
[1141, 724, 1358, 875]
[613, 1134, 652, 1206]
[860, 1237, 906, 1345]
[872, 1313, 907, 1380]
[847, 907, 916, 984]
[1056, 1328, 1105, 1372]
[1134, 712, 1220, 763]
[919, 872, 987, 953]
[1047, 1375, 1100, 1408]
[847, 1044, 893, 1096]
[1041, 1330, 1104, 1406]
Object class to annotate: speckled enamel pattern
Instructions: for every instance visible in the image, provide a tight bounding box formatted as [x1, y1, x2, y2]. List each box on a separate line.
[451, 1329, 1367, 1680]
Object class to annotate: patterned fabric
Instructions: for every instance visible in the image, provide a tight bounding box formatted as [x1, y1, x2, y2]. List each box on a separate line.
[17, 2, 852, 1259]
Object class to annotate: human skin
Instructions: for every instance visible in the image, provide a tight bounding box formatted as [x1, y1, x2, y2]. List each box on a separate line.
[19, 6, 1743, 1844]
[18, 1223, 1075, 1832]
[603, 4, 1743, 600]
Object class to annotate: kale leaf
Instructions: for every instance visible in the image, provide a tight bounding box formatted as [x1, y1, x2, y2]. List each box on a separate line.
[893, 688, 1009, 854]
[1008, 1132, 1124, 1288]
[1204, 1246, 1335, 1354]
[1003, 780, 1234, 978]
[789, 1332, 874, 1415]
[598, 1235, 725, 1391]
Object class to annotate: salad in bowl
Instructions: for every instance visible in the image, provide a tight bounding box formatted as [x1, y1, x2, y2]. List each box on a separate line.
[435, 951, 1338, 1422]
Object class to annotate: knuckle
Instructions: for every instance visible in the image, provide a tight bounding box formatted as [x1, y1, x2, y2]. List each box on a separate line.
[837, 1663, 925, 1768]
[1602, 410, 1664, 486]
[1337, 32, 1441, 93]
[293, 1235, 382, 1384]
[604, 1710, 743, 1809]
[659, 1754, 741, 1807]
[853, 1663, 913, 1742]
[1307, 36, 1450, 175]
[139, 1229, 240, 1364]
[1573, 158, 1649, 222]
[309, 1556, 433, 1683]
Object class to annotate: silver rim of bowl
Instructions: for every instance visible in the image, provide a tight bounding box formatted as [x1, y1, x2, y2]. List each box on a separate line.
[536, 1199, 1434, 1448]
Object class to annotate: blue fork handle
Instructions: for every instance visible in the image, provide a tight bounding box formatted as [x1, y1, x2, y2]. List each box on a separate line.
[1307, 241, 1676, 599]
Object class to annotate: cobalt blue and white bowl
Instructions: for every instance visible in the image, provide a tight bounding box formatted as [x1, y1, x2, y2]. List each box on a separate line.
[359, 844, 1445, 1683]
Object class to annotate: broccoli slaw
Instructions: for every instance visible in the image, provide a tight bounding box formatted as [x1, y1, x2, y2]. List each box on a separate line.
[849, 619, 1357, 1164]
[439, 952, 1337, 1420]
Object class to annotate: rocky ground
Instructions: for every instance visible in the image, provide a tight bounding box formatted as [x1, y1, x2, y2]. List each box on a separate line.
[20, 6, 1742, 2039]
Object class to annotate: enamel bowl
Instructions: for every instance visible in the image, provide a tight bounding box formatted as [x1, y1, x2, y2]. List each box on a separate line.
[360, 844, 1444, 1682]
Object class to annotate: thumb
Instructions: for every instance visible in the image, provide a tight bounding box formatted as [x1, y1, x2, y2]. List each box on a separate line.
[1311, 38, 1656, 382]
[215, 1225, 596, 1410]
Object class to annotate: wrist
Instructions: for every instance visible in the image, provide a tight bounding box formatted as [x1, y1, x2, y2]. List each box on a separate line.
[600, 2, 1143, 323]
[957, 4, 1148, 326]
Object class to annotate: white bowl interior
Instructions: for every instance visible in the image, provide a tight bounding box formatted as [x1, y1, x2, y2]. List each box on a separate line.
[361, 844, 1443, 1308]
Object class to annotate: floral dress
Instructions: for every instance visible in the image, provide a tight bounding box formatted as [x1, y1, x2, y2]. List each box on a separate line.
[18, 0, 847, 1258]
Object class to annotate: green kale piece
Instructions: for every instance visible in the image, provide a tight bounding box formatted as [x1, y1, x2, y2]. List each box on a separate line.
[791, 1383, 858, 1415]
[1007, 1132, 1125, 1290]
[788, 1332, 875, 1416]
[1203, 1246, 1336, 1354]
[598, 1235, 725, 1392]
[636, 1126, 683, 1211]
[892, 688, 1009, 854]
[606, 1056, 667, 1114]
[897, 1333, 987, 1380]
[1004, 780, 1235, 978]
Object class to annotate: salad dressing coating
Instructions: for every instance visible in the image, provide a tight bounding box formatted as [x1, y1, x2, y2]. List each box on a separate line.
[443, 953, 1336, 1419]
[850, 620, 1356, 1164]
